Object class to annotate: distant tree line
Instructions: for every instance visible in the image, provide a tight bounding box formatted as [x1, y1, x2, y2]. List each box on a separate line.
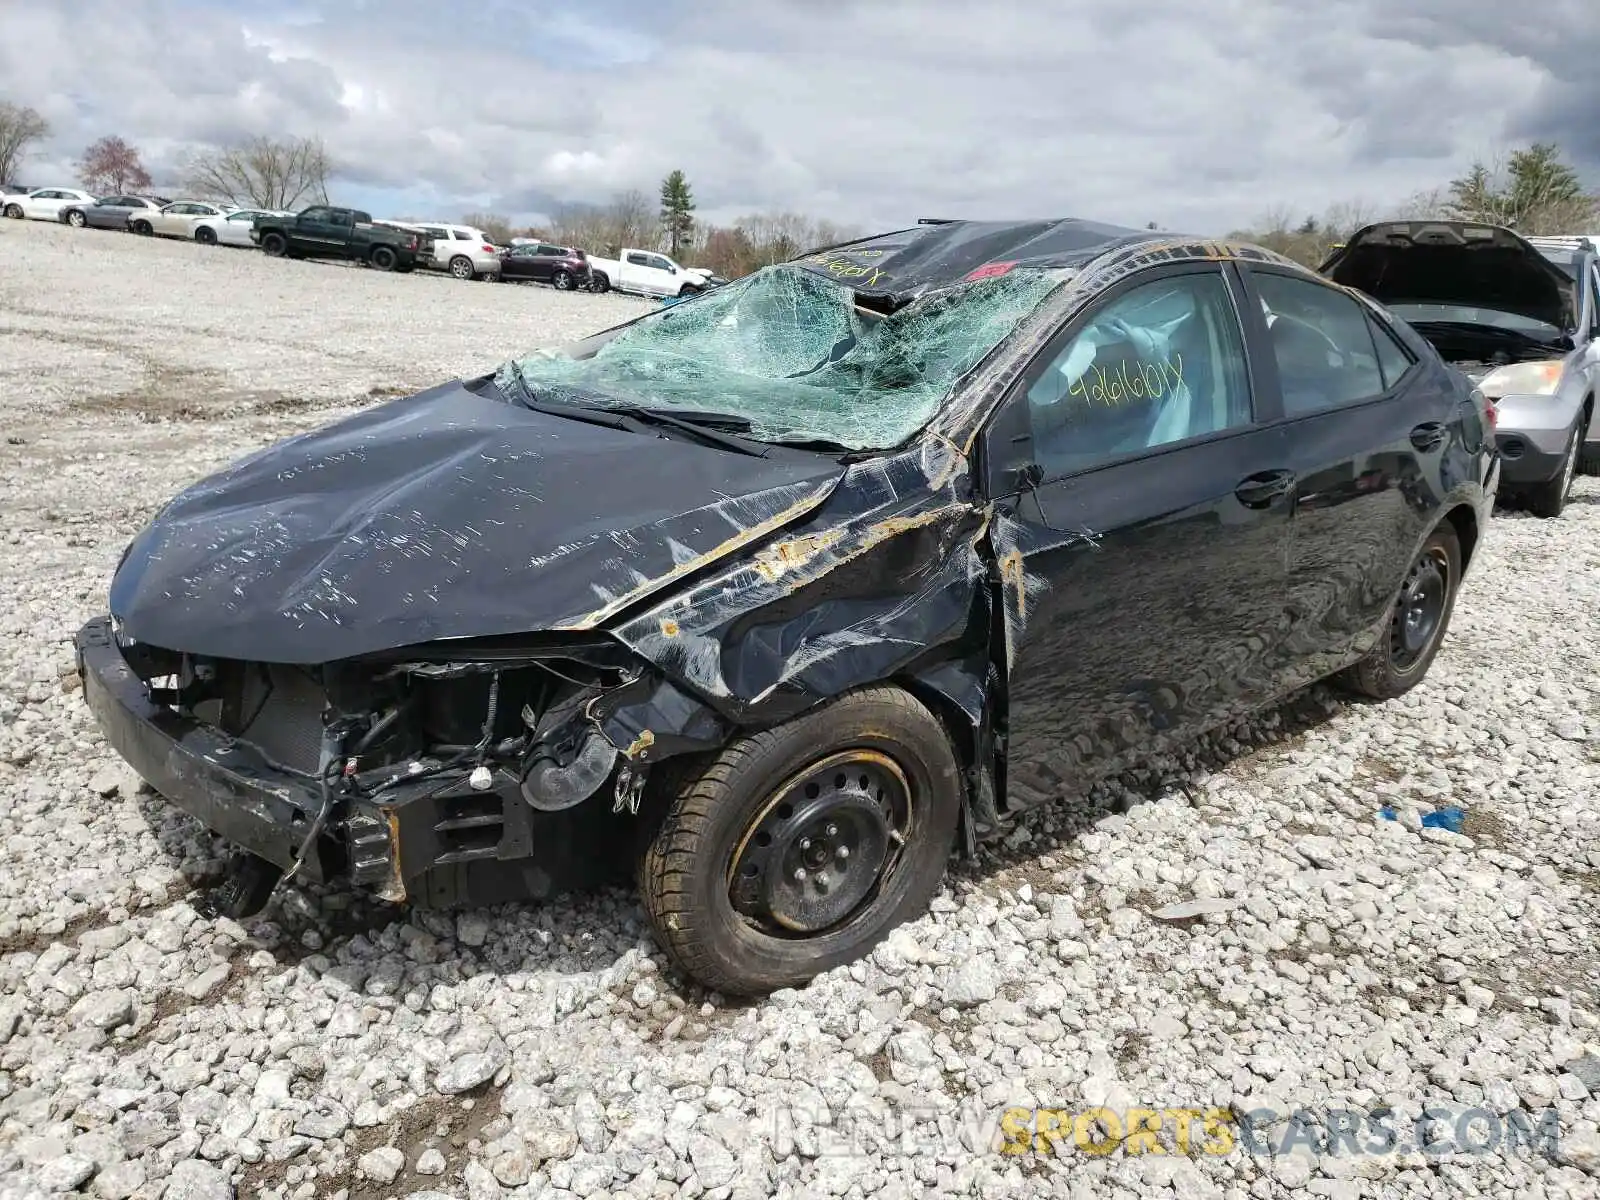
[3, 101, 1594, 280]
[1226, 143, 1600, 267]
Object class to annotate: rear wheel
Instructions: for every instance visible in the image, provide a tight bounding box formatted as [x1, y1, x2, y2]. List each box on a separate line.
[589, 272, 610, 294]
[370, 245, 398, 271]
[195, 225, 217, 245]
[552, 270, 575, 290]
[66, 209, 86, 228]
[449, 254, 475, 280]
[637, 685, 963, 995]
[1524, 423, 1580, 518]
[1338, 522, 1461, 700]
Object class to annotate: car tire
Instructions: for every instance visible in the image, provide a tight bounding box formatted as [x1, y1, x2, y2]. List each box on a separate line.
[66, 209, 86, 228]
[131, 219, 153, 236]
[449, 255, 475, 280]
[2, 204, 20, 219]
[589, 272, 610, 294]
[1524, 423, 1580, 518]
[1578, 404, 1599, 475]
[370, 246, 398, 271]
[678, 283, 702, 297]
[1338, 521, 1462, 701]
[552, 270, 575, 290]
[195, 225, 217, 245]
[260, 232, 287, 256]
[637, 685, 963, 996]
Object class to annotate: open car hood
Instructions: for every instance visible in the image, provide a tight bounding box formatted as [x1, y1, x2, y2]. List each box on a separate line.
[1320, 221, 1575, 332]
[108, 379, 845, 664]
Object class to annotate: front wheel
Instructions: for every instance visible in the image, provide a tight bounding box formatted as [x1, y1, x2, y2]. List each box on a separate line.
[195, 225, 217, 245]
[2, 204, 21, 219]
[678, 283, 703, 297]
[66, 209, 86, 228]
[637, 685, 962, 996]
[588, 272, 610, 294]
[1524, 423, 1580, 517]
[1338, 521, 1461, 700]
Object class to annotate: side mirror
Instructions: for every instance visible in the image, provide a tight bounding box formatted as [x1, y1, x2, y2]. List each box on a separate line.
[1012, 462, 1044, 491]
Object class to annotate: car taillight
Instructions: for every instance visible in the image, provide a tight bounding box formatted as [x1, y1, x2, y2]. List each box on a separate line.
[1485, 399, 1497, 429]
[482, 244, 495, 253]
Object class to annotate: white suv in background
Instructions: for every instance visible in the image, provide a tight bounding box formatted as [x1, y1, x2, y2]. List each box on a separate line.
[408, 223, 504, 281]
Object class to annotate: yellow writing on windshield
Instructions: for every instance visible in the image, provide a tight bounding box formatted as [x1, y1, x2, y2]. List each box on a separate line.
[1068, 353, 1184, 407]
[806, 253, 888, 288]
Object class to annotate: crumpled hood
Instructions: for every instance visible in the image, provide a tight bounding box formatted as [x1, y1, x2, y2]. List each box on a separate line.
[109, 379, 844, 664]
[1320, 221, 1575, 331]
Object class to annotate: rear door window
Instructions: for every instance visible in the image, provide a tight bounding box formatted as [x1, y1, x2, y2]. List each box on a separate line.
[1248, 271, 1389, 416]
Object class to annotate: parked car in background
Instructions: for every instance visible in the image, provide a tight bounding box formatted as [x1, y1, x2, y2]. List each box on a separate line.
[1322, 221, 1599, 517]
[77, 217, 1497, 994]
[130, 200, 237, 240]
[194, 208, 290, 248]
[585, 247, 714, 297]
[3, 187, 99, 221]
[499, 242, 591, 289]
[61, 194, 171, 230]
[251, 205, 424, 272]
[407, 223, 504, 280]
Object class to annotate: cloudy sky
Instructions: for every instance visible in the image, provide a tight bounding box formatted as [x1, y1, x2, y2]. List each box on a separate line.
[2, 0, 1596, 236]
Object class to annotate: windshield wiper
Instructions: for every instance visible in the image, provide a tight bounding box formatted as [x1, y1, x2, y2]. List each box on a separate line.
[605, 405, 770, 458]
[1409, 321, 1566, 349]
[499, 362, 636, 430]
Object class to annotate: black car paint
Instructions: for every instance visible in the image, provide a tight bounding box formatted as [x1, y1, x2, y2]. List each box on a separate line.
[107, 379, 846, 664]
[78, 218, 1498, 912]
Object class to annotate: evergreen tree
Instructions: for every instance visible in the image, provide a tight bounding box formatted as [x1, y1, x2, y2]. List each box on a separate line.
[660, 170, 696, 256]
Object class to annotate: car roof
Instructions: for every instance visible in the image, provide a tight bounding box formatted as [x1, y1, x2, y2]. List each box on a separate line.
[790, 217, 1298, 300]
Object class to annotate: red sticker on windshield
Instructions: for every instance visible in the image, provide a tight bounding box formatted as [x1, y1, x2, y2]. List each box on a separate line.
[964, 260, 1016, 281]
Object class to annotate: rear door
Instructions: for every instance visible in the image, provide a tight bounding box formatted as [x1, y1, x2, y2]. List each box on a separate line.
[983, 261, 1298, 812]
[90, 197, 130, 228]
[1234, 265, 1456, 685]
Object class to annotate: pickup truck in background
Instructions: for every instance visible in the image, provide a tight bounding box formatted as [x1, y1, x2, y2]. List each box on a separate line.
[584, 247, 714, 297]
[250, 205, 424, 271]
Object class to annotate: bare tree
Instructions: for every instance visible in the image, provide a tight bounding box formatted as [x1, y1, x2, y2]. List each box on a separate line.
[548, 188, 659, 257]
[461, 211, 514, 243]
[696, 212, 863, 279]
[181, 135, 331, 210]
[77, 135, 152, 194]
[0, 102, 50, 184]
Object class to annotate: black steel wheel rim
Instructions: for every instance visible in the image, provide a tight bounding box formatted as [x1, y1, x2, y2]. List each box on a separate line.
[727, 750, 914, 937]
[1391, 545, 1449, 670]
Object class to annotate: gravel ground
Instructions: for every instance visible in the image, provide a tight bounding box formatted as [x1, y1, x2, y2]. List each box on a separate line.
[1, 217, 1598, 1200]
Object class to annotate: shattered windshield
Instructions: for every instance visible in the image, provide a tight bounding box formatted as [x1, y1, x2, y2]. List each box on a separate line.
[498, 263, 1063, 450]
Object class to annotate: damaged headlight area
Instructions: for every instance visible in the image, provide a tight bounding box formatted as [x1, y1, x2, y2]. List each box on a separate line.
[100, 628, 713, 915]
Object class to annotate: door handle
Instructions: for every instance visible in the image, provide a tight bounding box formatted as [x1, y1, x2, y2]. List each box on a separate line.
[1234, 469, 1295, 509]
[1410, 421, 1447, 452]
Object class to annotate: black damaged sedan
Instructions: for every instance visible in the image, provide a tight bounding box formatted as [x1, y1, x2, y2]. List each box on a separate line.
[78, 217, 1498, 994]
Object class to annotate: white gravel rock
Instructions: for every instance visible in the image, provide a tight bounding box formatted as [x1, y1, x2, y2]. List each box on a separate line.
[1, 218, 1598, 1200]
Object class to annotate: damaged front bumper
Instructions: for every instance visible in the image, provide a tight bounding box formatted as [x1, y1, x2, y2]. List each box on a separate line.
[74, 616, 651, 909]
